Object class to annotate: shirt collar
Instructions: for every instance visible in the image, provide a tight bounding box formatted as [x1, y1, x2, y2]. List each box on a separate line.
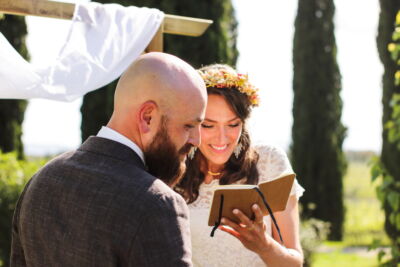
[96, 126, 145, 164]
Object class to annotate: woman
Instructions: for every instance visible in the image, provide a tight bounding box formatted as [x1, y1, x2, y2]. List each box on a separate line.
[176, 64, 305, 266]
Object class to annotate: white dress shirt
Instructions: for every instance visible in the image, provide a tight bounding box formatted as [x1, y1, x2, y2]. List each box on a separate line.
[97, 126, 145, 164]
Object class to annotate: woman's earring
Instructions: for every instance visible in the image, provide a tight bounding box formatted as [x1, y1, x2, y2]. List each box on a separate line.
[188, 147, 197, 160]
[234, 143, 242, 158]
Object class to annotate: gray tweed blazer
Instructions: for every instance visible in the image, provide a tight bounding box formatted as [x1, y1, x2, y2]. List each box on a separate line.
[10, 136, 192, 267]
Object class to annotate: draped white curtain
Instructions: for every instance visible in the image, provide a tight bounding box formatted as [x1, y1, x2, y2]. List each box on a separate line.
[0, 2, 164, 101]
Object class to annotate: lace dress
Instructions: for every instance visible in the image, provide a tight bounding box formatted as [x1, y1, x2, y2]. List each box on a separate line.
[188, 145, 305, 267]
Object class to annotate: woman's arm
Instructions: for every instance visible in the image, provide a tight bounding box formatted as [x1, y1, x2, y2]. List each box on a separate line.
[219, 195, 303, 267]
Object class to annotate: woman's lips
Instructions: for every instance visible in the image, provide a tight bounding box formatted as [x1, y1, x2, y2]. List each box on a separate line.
[209, 144, 228, 153]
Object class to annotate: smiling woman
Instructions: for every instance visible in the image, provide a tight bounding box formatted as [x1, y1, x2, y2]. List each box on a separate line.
[175, 64, 305, 266]
[198, 94, 249, 182]
[199, 95, 243, 171]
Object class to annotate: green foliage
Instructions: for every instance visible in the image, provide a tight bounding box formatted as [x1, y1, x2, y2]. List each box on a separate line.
[300, 218, 329, 267]
[388, 11, 400, 87]
[0, 152, 46, 267]
[309, 161, 388, 267]
[344, 162, 388, 246]
[385, 94, 400, 148]
[314, 248, 379, 267]
[371, 158, 400, 266]
[386, 12, 400, 148]
[80, 0, 238, 141]
[291, 0, 347, 240]
[374, 4, 400, 265]
[0, 15, 29, 159]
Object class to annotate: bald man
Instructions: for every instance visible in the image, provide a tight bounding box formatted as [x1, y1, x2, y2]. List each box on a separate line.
[10, 53, 207, 267]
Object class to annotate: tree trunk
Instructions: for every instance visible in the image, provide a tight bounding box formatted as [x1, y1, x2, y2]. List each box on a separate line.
[291, 0, 346, 240]
[0, 15, 29, 159]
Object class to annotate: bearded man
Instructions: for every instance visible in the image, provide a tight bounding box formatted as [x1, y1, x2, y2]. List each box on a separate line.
[10, 52, 207, 267]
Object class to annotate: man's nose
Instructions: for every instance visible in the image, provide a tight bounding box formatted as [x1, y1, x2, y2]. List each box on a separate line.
[188, 126, 201, 147]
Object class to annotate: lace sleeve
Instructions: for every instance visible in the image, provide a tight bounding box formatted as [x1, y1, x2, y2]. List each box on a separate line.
[254, 144, 305, 200]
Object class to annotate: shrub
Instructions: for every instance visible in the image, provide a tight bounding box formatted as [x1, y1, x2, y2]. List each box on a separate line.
[0, 152, 46, 267]
[372, 8, 400, 266]
[300, 218, 330, 267]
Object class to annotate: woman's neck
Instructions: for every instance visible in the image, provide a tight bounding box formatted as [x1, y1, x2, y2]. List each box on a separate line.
[202, 161, 224, 184]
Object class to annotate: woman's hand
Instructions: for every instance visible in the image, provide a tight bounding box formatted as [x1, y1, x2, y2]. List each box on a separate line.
[219, 204, 273, 255]
[220, 196, 304, 266]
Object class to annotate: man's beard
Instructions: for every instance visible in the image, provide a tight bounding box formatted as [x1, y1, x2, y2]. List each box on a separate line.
[144, 118, 193, 187]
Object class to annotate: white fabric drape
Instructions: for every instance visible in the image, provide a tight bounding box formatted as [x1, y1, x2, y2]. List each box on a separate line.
[0, 2, 164, 101]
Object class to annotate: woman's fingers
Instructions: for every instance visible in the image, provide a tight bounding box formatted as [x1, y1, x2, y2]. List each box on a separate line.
[232, 208, 253, 227]
[219, 225, 241, 239]
[218, 207, 271, 255]
[221, 217, 242, 232]
[220, 217, 253, 242]
[252, 204, 264, 225]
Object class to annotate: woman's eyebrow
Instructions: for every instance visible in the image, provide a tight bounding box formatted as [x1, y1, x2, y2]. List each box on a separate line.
[204, 117, 240, 123]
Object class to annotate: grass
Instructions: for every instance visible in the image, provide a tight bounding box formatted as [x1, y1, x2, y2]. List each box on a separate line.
[313, 160, 390, 266]
[314, 250, 379, 267]
[342, 162, 389, 246]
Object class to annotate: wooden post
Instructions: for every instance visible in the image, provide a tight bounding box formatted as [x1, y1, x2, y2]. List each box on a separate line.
[145, 23, 164, 52]
[0, 0, 74, 19]
[0, 0, 213, 52]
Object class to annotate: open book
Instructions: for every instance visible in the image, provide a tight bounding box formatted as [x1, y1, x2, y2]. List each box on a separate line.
[208, 173, 296, 226]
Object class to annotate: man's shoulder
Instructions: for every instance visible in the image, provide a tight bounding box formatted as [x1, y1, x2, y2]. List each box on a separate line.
[31, 150, 75, 176]
[135, 176, 187, 213]
[34, 149, 186, 214]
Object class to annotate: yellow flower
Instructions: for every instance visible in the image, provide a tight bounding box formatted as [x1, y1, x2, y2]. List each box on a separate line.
[396, 11, 400, 25]
[395, 70, 400, 79]
[388, 43, 396, 52]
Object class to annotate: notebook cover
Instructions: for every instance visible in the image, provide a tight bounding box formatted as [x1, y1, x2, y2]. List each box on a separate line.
[258, 173, 296, 215]
[208, 173, 295, 226]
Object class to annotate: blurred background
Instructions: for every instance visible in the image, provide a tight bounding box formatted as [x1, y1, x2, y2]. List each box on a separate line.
[1, 0, 400, 266]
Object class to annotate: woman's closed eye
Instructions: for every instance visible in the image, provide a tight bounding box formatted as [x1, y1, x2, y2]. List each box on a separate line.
[201, 124, 213, 129]
[202, 123, 241, 128]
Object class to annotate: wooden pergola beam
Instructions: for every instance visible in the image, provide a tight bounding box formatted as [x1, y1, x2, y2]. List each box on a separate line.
[0, 0, 213, 51]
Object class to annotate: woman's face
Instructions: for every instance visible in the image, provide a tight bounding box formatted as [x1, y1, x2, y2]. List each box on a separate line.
[199, 94, 243, 167]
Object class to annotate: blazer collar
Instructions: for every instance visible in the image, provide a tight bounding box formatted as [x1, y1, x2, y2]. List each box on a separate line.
[79, 136, 146, 170]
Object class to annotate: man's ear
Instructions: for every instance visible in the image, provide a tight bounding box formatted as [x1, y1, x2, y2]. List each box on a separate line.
[138, 101, 158, 134]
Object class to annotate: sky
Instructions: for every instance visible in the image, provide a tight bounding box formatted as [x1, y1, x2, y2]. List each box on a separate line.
[21, 0, 382, 156]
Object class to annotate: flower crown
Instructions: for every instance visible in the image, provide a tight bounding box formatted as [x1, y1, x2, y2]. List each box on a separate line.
[198, 69, 260, 107]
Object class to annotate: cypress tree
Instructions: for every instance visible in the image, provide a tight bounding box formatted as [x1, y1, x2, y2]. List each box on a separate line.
[291, 0, 346, 240]
[0, 16, 29, 159]
[377, 0, 400, 244]
[80, 0, 238, 141]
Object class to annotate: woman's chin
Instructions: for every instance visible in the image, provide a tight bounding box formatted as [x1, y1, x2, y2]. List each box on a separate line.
[207, 154, 232, 166]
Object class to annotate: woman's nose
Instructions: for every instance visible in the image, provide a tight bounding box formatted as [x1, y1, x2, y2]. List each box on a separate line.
[217, 126, 228, 144]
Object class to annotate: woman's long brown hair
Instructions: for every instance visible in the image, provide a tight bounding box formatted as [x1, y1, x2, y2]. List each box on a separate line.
[175, 64, 260, 204]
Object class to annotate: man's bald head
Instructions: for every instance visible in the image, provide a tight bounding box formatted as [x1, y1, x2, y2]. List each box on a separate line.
[114, 52, 206, 116]
[108, 52, 207, 153]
